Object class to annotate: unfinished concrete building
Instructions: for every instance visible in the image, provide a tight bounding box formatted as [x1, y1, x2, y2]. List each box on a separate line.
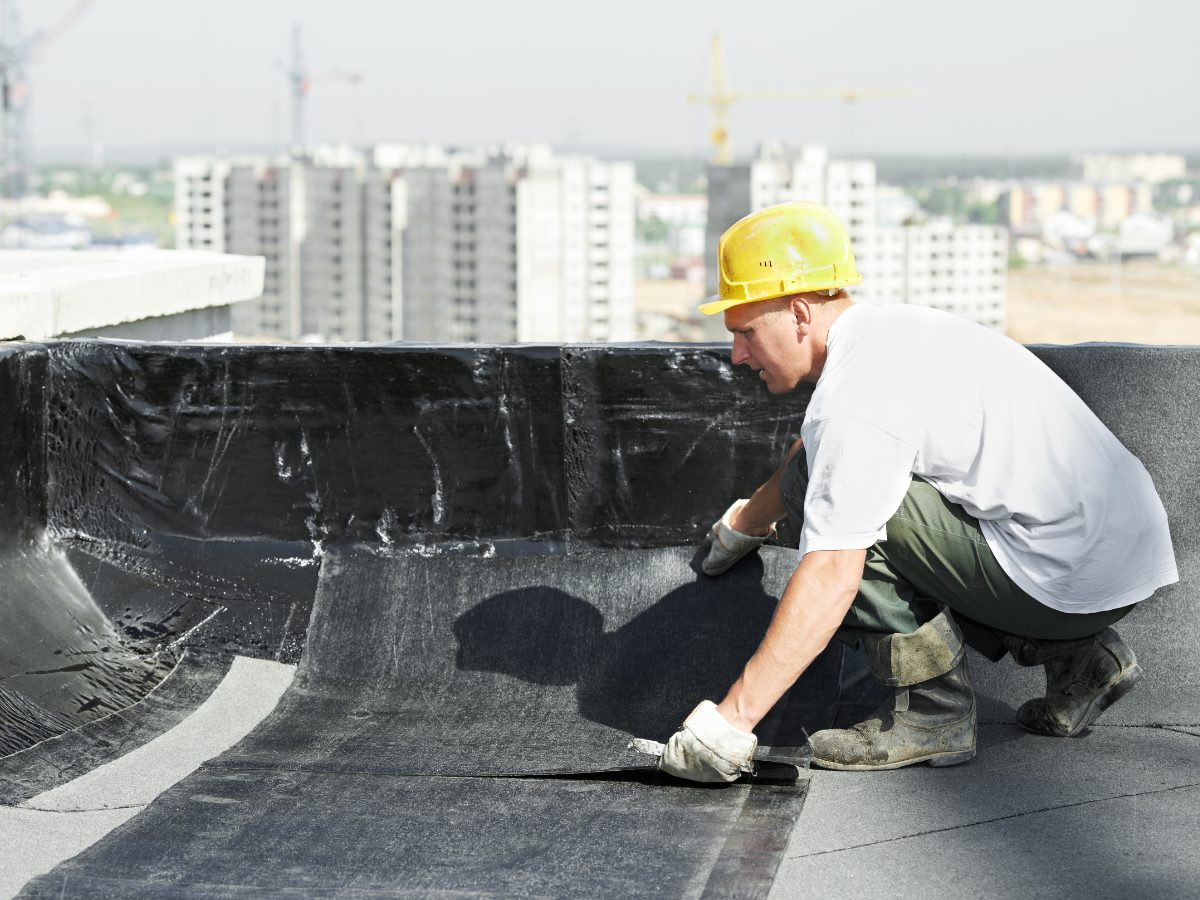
[177, 151, 365, 341]
[223, 161, 298, 339]
[705, 143, 1008, 331]
[176, 144, 636, 344]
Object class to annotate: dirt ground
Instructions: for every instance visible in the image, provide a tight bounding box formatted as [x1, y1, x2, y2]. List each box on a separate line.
[1006, 261, 1200, 346]
[634, 278, 711, 341]
[636, 262, 1200, 346]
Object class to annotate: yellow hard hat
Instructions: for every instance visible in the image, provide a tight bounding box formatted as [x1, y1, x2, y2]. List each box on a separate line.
[698, 201, 862, 316]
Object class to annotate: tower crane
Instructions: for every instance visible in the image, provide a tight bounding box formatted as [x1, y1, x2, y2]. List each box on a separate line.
[688, 34, 916, 165]
[0, 0, 97, 197]
[284, 25, 363, 150]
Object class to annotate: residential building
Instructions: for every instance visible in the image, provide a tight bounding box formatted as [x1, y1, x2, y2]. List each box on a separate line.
[222, 158, 301, 339]
[876, 220, 1009, 331]
[176, 144, 634, 343]
[1078, 153, 1186, 185]
[175, 157, 232, 253]
[705, 143, 1007, 331]
[178, 151, 360, 340]
[637, 193, 706, 257]
[998, 166, 1163, 237]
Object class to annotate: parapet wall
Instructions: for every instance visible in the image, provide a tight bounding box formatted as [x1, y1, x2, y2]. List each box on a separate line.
[30, 342, 806, 554]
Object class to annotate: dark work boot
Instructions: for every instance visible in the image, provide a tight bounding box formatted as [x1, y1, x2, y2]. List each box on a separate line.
[998, 627, 1142, 737]
[809, 609, 976, 770]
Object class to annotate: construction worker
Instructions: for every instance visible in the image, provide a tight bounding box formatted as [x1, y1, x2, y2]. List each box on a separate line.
[658, 202, 1178, 782]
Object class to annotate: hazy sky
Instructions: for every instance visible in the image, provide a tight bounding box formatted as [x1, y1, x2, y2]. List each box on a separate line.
[27, 0, 1200, 161]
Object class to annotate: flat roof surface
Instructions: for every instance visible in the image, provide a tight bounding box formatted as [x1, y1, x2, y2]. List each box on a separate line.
[1, 339, 1197, 899]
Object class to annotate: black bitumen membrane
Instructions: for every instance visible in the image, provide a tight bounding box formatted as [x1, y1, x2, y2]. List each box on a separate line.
[209, 547, 827, 778]
[2, 339, 1200, 898]
[18, 767, 807, 900]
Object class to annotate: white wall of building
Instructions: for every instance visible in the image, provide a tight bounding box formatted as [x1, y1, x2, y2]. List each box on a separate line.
[1079, 153, 1186, 185]
[637, 194, 706, 227]
[175, 158, 231, 253]
[514, 155, 634, 342]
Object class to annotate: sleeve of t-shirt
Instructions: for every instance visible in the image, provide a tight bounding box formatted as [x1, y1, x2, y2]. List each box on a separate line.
[797, 416, 919, 560]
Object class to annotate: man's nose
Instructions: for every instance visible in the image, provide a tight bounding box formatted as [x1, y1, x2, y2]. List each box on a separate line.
[730, 335, 750, 366]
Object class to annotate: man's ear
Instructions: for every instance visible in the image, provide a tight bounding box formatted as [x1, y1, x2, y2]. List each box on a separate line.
[790, 295, 813, 337]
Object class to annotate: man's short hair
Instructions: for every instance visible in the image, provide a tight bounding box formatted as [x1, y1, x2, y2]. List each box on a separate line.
[758, 290, 849, 324]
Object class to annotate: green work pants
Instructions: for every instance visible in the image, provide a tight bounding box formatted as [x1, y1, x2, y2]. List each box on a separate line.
[778, 451, 1133, 660]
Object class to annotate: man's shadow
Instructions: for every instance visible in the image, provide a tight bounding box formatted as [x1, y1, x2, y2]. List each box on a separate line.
[452, 550, 841, 745]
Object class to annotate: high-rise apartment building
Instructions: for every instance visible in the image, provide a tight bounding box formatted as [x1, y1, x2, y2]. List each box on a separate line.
[177, 150, 361, 341]
[1078, 153, 1186, 185]
[223, 159, 301, 339]
[175, 158, 231, 253]
[175, 144, 635, 344]
[705, 143, 1008, 331]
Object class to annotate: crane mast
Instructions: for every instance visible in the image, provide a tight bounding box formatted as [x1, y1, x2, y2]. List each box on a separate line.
[283, 25, 362, 151]
[289, 24, 306, 149]
[0, 0, 30, 198]
[0, 0, 96, 198]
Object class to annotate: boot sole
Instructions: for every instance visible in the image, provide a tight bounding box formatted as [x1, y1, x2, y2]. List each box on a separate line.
[810, 746, 976, 771]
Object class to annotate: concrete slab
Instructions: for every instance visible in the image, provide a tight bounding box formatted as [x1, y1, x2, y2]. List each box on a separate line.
[0, 808, 140, 900]
[771, 724, 1200, 899]
[0, 250, 264, 341]
[0, 656, 294, 900]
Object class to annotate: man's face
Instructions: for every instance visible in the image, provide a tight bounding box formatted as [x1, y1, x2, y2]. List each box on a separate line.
[725, 298, 813, 394]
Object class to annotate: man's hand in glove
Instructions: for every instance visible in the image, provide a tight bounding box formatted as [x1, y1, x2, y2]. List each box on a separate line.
[702, 499, 775, 576]
[657, 700, 757, 783]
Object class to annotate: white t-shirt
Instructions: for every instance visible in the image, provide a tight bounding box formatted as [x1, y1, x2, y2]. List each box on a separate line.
[798, 302, 1178, 614]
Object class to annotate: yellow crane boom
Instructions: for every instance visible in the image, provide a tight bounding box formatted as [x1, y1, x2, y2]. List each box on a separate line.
[687, 34, 917, 165]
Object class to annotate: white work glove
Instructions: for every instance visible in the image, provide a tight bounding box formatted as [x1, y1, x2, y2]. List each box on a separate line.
[702, 499, 775, 576]
[657, 700, 757, 783]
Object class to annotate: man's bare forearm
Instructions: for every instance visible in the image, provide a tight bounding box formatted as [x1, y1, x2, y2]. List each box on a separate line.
[729, 438, 803, 536]
[717, 548, 866, 732]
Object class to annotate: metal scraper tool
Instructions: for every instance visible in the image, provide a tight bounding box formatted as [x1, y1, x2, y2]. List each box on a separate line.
[628, 737, 812, 768]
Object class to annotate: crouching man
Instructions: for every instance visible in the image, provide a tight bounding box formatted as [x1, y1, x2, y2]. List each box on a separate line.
[659, 202, 1177, 781]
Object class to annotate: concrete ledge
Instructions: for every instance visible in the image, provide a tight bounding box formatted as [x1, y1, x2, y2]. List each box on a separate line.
[0, 251, 264, 341]
[58, 305, 232, 342]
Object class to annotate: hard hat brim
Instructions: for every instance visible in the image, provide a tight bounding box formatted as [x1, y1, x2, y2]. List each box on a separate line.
[697, 275, 864, 317]
[697, 295, 740, 316]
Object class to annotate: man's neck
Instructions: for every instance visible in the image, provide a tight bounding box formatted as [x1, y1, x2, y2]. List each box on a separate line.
[802, 300, 852, 383]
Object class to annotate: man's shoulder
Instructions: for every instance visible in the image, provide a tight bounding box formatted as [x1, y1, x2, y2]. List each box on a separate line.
[846, 301, 958, 329]
[841, 302, 1017, 360]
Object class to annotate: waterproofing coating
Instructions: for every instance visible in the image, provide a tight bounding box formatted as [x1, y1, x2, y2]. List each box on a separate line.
[3, 339, 818, 899]
[7, 339, 1200, 898]
[0, 344, 47, 550]
[37, 342, 803, 552]
[210, 546, 833, 777]
[17, 768, 808, 900]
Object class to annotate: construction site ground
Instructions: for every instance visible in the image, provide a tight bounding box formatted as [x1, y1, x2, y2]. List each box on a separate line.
[1007, 261, 1200, 346]
[635, 261, 1200, 346]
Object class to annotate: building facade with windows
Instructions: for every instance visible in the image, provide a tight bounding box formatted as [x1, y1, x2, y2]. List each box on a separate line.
[705, 143, 1008, 332]
[176, 144, 635, 344]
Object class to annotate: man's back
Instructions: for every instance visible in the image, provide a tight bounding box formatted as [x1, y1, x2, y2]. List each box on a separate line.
[801, 302, 1177, 613]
